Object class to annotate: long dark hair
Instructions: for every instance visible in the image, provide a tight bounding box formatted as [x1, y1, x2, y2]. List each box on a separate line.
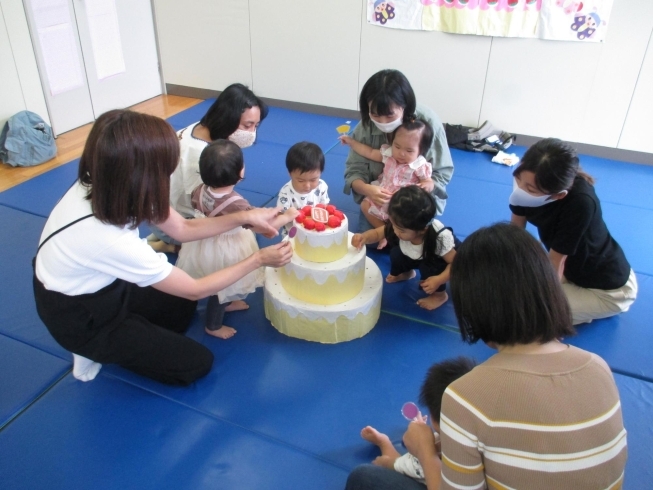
[359, 70, 417, 127]
[78, 110, 179, 228]
[513, 138, 594, 194]
[385, 186, 443, 265]
[450, 223, 575, 345]
[199, 83, 269, 141]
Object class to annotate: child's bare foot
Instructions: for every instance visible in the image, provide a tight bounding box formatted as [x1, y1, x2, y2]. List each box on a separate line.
[386, 270, 416, 283]
[225, 300, 249, 312]
[376, 238, 388, 250]
[417, 291, 448, 311]
[361, 426, 401, 459]
[205, 325, 237, 339]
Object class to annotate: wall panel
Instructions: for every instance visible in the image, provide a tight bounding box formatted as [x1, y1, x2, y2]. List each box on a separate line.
[249, 0, 362, 110]
[153, 0, 252, 91]
[480, 0, 653, 147]
[359, 20, 491, 127]
[0, 0, 49, 125]
[0, 5, 27, 128]
[619, 29, 653, 153]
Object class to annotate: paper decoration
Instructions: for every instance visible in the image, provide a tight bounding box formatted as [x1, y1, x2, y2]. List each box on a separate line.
[85, 0, 126, 80]
[367, 0, 613, 43]
[31, 0, 85, 95]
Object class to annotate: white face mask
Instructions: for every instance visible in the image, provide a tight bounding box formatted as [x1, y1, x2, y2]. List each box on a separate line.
[228, 129, 256, 148]
[371, 116, 402, 133]
[509, 179, 558, 207]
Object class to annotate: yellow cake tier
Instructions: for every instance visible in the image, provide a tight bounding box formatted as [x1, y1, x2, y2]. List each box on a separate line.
[280, 233, 365, 305]
[293, 216, 348, 263]
[264, 257, 382, 344]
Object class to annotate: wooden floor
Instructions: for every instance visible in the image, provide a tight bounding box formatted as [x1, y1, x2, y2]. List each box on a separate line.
[0, 95, 203, 193]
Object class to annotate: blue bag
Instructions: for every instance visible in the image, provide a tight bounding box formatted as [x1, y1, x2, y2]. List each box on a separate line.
[0, 111, 57, 167]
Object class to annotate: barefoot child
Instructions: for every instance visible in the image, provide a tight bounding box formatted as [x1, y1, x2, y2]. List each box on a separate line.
[352, 186, 459, 310]
[350, 357, 476, 488]
[341, 118, 434, 248]
[176, 140, 296, 339]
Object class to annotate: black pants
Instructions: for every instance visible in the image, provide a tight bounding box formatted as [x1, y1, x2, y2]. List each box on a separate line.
[33, 275, 213, 386]
[389, 246, 448, 292]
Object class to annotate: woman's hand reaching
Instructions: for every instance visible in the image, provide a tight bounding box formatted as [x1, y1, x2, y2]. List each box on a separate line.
[257, 240, 293, 268]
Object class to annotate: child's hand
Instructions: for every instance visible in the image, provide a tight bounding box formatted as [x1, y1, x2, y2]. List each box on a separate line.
[372, 455, 398, 470]
[339, 135, 353, 146]
[419, 179, 435, 193]
[366, 185, 393, 207]
[420, 277, 442, 295]
[403, 421, 437, 463]
[246, 207, 283, 237]
[351, 233, 368, 250]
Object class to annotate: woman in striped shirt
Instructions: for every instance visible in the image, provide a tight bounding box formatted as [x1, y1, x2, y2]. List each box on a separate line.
[430, 223, 626, 490]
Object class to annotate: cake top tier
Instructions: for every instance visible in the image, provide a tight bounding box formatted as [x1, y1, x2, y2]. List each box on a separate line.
[291, 205, 349, 263]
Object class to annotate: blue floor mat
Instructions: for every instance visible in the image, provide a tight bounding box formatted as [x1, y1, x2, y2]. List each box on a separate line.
[2, 103, 652, 488]
[0, 161, 78, 217]
[0, 374, 349, 490]
[567, 273, 653, 381]
[613, 373, 653, 488]
[101, 295, 495, 471]
[0, 205, 69, 360]
[0, 334, 70, 429]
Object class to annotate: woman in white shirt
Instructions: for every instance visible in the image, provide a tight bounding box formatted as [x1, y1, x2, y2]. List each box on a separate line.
[34, 110, 293, 385]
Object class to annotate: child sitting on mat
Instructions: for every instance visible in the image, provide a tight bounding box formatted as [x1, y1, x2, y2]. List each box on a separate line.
[277, 141, 330, 214]
[352, 186, 459, 311]
[176, 140, 296, 339]
[341, 118, 434, 249]
[350, 356, 476, 487]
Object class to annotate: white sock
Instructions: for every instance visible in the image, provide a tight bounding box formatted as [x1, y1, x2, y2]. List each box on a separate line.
[72, 354, 102, 382]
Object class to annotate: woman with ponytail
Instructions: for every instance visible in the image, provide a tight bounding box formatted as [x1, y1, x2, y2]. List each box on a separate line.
[510, 138, 637, 325]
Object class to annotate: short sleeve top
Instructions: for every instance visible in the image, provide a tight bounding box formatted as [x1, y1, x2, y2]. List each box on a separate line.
[35, 182, 172, 296]
[510, 177, 630, 289]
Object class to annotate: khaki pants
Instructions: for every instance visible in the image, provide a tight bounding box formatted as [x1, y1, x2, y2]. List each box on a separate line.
[562, 269, 638, 325]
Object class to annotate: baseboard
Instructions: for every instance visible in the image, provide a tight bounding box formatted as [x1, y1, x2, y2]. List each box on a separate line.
[166, 84, 652, 165]
[166, 84, 359, 120]
[514, 134, 653, 166]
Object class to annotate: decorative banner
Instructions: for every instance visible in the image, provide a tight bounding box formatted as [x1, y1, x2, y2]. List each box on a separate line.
[367, 0, 613, 42]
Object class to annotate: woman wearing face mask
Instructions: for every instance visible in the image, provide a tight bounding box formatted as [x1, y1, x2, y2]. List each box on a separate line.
[149, 83, 267, 252]
[344, 70, 453, 232]
[510, 138, 637, 325]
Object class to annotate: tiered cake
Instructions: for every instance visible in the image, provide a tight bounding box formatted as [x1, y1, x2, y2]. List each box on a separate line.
[264, 205, 382, 343]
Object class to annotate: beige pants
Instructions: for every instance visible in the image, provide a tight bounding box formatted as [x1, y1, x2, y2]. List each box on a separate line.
[562, 269, 638, 325]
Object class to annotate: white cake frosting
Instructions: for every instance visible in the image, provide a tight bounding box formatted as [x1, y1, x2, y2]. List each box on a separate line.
[264, 210, 382, 343]
[279, 235, 366, 305]
[293, 215, 348, 263]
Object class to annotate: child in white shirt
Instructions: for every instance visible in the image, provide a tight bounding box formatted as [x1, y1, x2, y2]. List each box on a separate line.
[277, 141, 329, 214]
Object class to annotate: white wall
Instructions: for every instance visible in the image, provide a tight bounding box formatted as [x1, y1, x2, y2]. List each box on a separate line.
[0, 0, 49, 129]
[114, 2, 653, 155]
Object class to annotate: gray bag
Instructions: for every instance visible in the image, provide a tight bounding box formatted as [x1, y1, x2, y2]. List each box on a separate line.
[0, 111, 57, 167]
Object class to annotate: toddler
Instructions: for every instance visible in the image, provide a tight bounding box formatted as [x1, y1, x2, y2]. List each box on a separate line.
[176, 140, 295, 339]
[277, 141, 329, 212]
[342, 118, 434, 247]
[359, 356, 476, 484]
[353, 186, 459, 310]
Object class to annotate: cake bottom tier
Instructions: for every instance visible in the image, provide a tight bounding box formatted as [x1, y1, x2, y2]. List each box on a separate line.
[264, 257, 382, 344]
